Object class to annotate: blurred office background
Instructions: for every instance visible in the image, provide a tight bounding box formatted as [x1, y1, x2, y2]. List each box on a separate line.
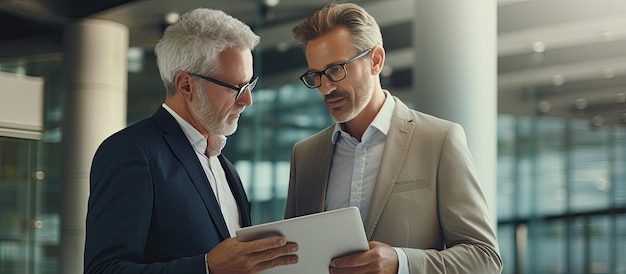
[0, 0, 625, 273]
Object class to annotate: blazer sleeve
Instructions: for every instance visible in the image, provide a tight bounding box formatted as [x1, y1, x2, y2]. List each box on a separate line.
[403, 124, 503, 274]
[84, 132, 206, 274]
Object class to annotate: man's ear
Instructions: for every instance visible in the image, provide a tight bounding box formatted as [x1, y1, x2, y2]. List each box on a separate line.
[370, 46, 385, 75]
[174, 72, 193, 98]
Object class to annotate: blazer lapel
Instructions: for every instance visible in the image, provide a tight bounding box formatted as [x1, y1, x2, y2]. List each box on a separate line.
[307, 127, 335, 213]
[219, 155, 251, 227]
[363, 98, 416, 239]
[153, 107, 231, 240]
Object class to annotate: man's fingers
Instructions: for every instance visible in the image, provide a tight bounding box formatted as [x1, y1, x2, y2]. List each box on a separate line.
[329, 264, 371, 274]
[331, 252, 369, 268]
[250, 241, 298, 267]
[206, 238, 299, 274]
[264, 242, 298, 259]
[255, 254, 299, 272]
[239, 236, 287, 253]
[235, 236, 299, 267]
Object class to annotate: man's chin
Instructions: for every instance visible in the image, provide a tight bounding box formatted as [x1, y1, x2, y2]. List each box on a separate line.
[222, 124, 238, 136]
[330, 111, 354, 124]
[207, 122, 237, 136]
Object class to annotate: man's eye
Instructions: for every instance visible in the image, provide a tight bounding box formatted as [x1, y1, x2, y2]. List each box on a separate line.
[327, 66, 343, 76]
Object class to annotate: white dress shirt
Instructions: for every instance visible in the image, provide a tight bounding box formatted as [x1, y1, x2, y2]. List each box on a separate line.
[162, 104, 240, 237]
[325, 91, 409, 274]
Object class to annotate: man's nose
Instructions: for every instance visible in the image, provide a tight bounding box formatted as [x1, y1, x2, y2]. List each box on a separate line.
[317, 75, 337, 96]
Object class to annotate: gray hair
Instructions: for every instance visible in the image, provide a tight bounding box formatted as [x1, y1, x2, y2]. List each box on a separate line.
[155, 8, 260, 97]
[292, 2, 383, 52]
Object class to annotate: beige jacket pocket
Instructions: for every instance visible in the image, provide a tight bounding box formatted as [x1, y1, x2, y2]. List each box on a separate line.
[392, 178, 428, 193]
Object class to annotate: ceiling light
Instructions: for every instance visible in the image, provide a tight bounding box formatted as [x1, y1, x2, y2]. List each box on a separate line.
[532, 41, 545, 53]
[537, 101, 551, 113]
[552, 74, 564, 86]
[264, 0, 280, 7]
[591, 115, 604, 127]
[575, 98, 587, 109]
[602, 68, 615, 78]
[165, 12, 180, 25]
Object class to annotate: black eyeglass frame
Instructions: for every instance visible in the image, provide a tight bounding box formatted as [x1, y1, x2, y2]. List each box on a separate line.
[299, 47, 373, 89]
[188, 72, 258, 100]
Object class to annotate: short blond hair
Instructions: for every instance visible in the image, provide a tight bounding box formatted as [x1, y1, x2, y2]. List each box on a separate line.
[292, 2, 382, 52]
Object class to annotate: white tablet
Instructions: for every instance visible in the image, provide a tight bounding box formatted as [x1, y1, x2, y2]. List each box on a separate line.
[235, 206, 369, 274]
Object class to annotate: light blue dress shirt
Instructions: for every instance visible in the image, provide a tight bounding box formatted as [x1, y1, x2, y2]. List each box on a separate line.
[325, 91, 409, 274]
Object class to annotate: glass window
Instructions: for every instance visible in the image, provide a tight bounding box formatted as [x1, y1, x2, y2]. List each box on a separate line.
[230, 83, 332, 223]
[617, 215, 626, 273]
[569, 119, 611, 211]
[613, 127, 626, 206]
[0, 137, 45, 274]
[497, 115, 516, 219]
[496, 224, 515, 274]
[496, 113, 625, 273]
[589, 216, 611, 273]
[542, 220, 567, 273]
[569, 217, 586, 273]
[535, 118, 567, 215]
[516, 117, 535, 218]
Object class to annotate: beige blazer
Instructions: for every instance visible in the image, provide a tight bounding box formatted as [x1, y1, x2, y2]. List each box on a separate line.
[285, 96, 503, 273]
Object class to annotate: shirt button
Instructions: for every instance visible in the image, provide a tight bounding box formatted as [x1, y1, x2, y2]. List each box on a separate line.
[352, 184, 359, 190]
[357, 149, 364, 155]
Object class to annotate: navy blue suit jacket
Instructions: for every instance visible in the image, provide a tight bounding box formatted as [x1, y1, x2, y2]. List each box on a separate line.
[84, 107, 251, 273]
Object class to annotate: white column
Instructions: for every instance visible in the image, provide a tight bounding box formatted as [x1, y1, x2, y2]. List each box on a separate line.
[412, 0, 498, 225]
[59, 19, 128, 274]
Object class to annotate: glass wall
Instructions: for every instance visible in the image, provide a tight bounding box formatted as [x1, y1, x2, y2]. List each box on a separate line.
[497, 114, 626, 273]
[1, 59, 61, 274]
[0, 136, 53, 273]
[232, 83, 334, 224]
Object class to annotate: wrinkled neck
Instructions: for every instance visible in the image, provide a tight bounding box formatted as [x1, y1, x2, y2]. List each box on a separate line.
[206, 133, 227, 157]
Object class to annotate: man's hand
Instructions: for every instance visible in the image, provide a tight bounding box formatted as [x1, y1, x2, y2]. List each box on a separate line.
[329, 241, 398, 274]
[206, 236, 298, 274]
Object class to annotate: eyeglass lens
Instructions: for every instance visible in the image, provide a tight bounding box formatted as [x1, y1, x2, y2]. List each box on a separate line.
[302, 65, 346, 88]
[300, 48, 372, 88]
[237, 77, 258, 100]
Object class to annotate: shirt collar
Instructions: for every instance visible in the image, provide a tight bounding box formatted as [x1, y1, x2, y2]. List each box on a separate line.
[331, 90, 395, 144]
[162, 103, 209, 155]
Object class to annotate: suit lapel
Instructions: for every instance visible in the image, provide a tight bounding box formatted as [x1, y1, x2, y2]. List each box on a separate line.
[218, 155, 251, 227]
[307, 127, 335, 213]
[154, 107, 231, 240]
[364, 98, 416, 239]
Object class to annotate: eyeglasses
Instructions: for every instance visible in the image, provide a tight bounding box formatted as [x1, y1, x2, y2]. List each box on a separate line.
[188, 72, 258, 100]
[299, 48, 372, 89]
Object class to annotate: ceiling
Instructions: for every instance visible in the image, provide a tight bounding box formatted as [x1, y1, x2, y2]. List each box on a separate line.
[1, 0, 625, 126]
[497, 0, 626, 127]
